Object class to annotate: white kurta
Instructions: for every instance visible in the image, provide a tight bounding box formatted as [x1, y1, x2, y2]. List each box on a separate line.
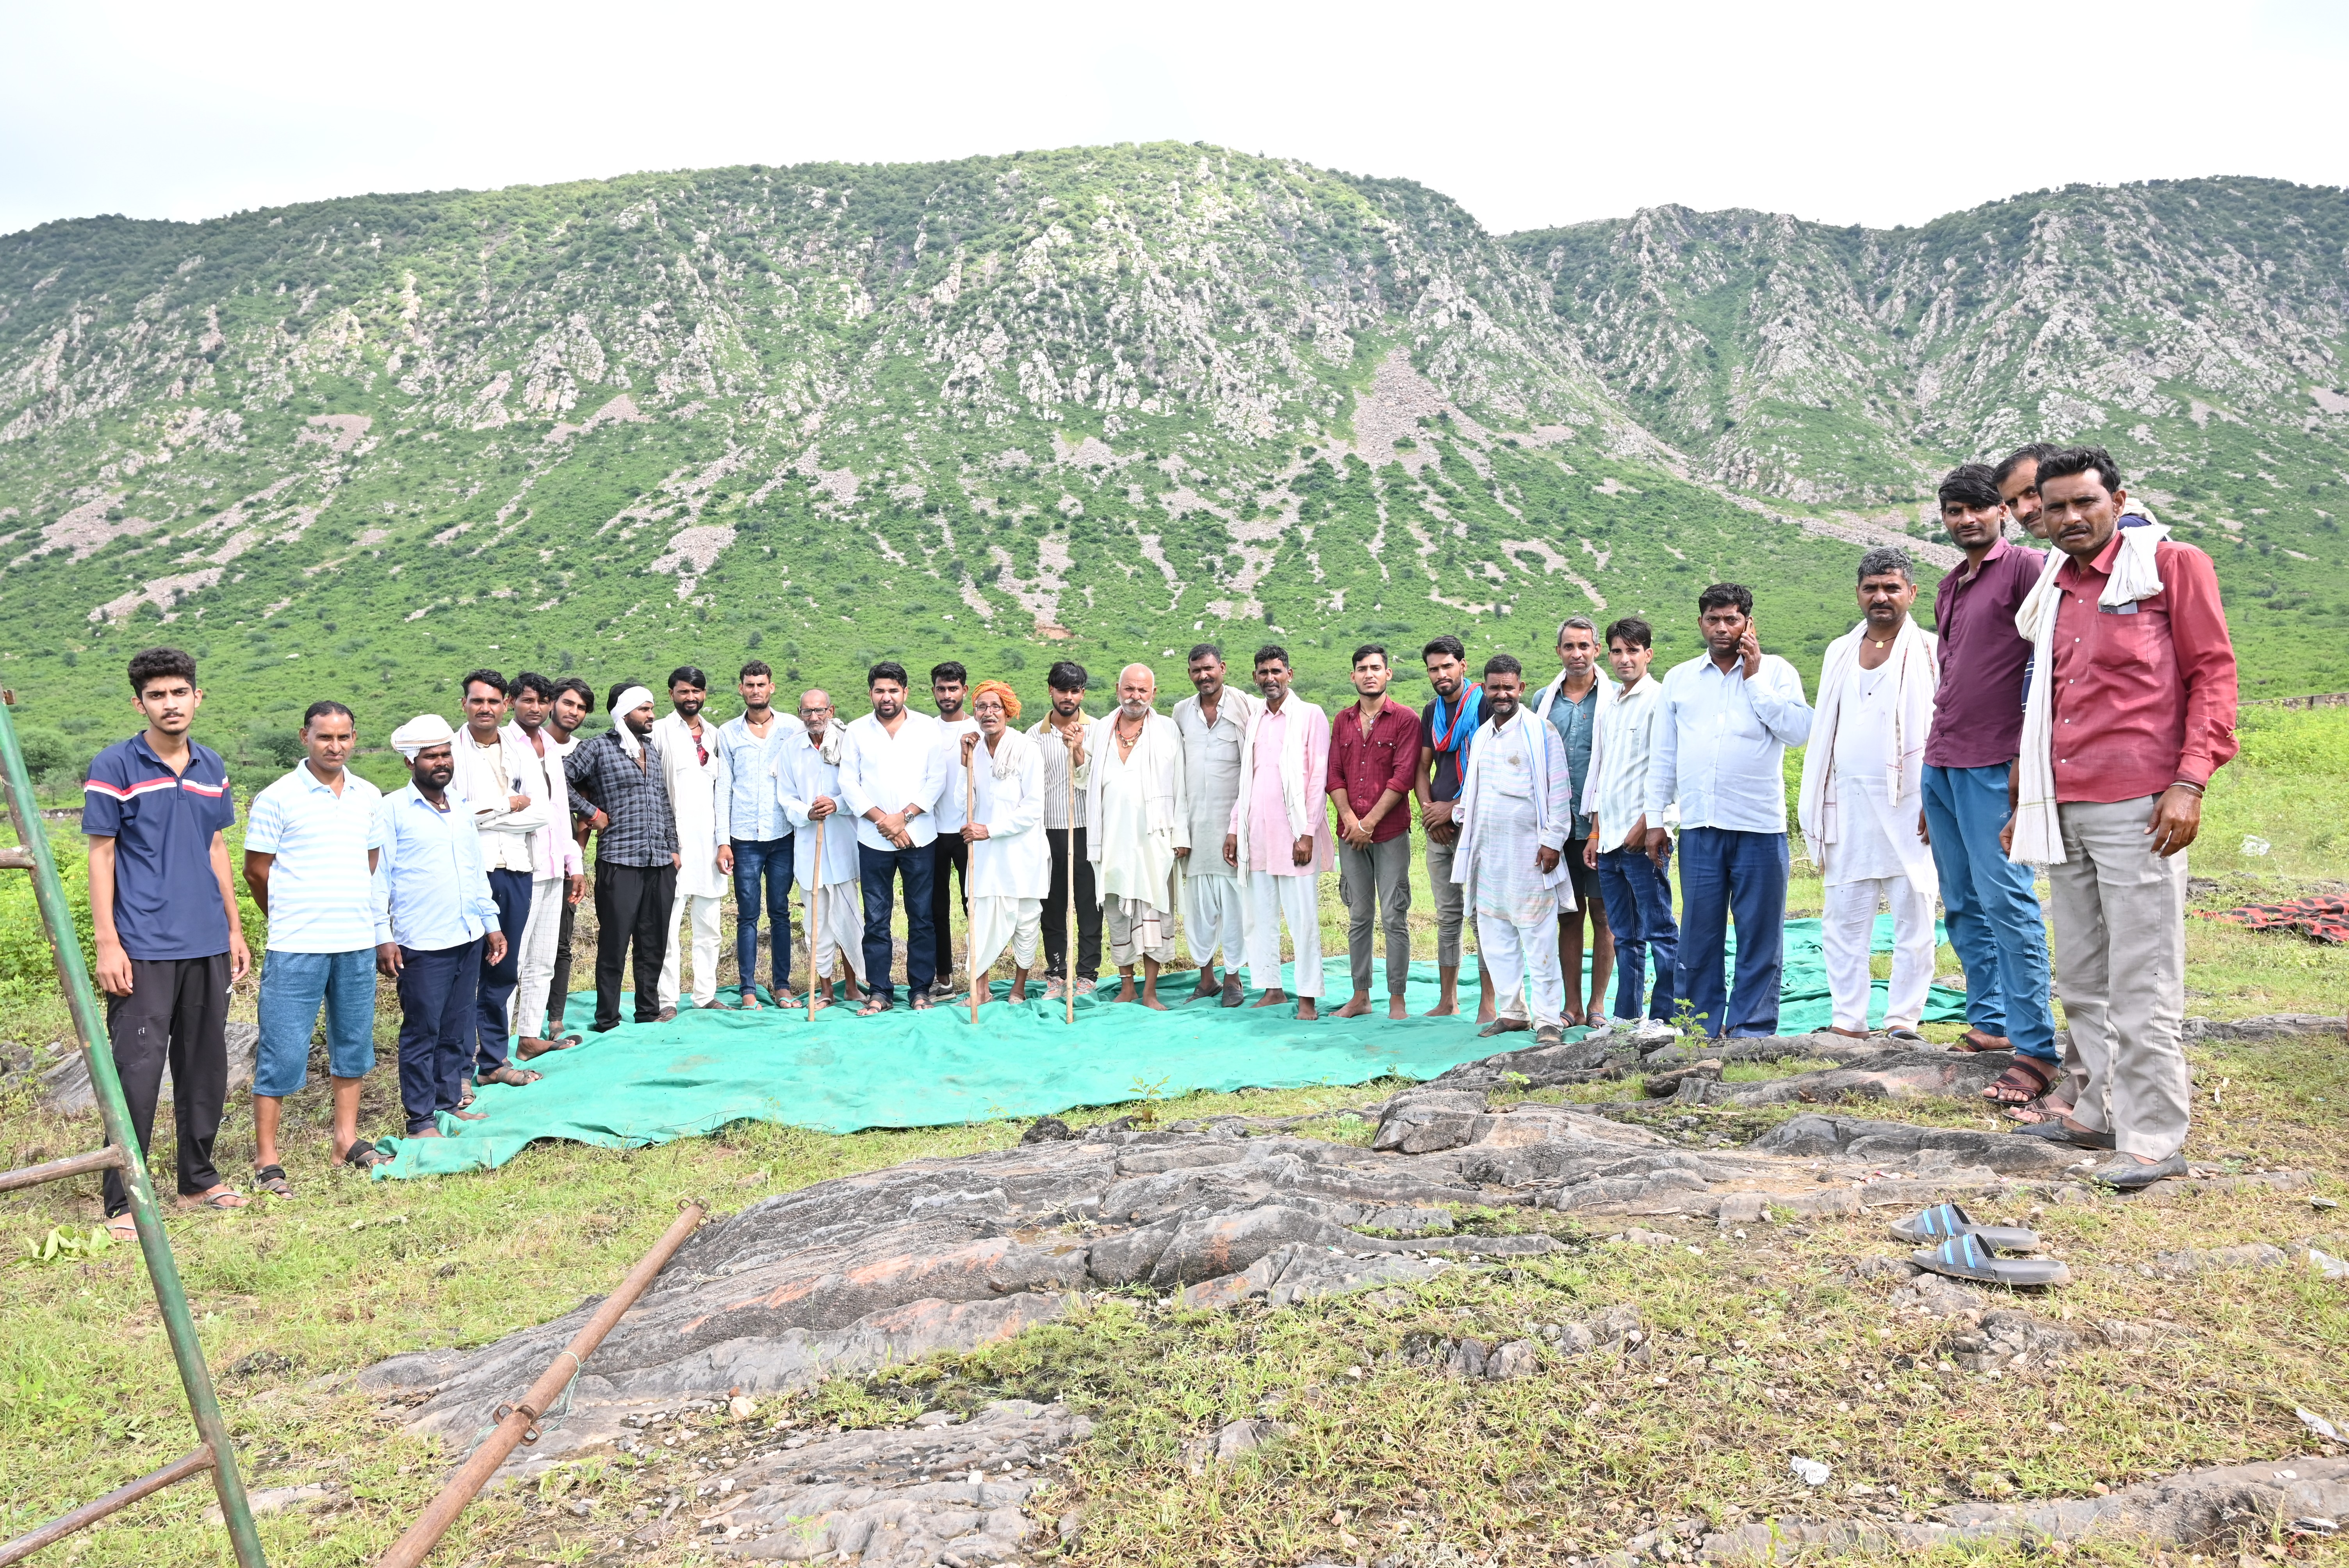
[1823, 664, 1912, 886]
[777, 727, 865, 984]
[1086, 715, 1186, 912]
[652, 713, 726, 899]
[1460, 712, 1571, 1029]
[967, 730, 1049, 899]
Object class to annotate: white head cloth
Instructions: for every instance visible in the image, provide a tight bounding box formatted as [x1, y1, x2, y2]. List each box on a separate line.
[390, 713, 456, 761]
[609, 685, 654, 758]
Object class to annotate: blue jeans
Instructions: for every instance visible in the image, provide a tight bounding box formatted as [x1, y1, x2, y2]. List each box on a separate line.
[1673, 827, 1789, 1037]
[396, 939, 480, 1134]
[731, 836, 796, 994]
[858, 840, 937, 1001]
[1921, 763, 2056, 1062]
[254, 948, 377, 1096]
[473, 868, 533, 1075]
[1595, 845, 1679, 1022]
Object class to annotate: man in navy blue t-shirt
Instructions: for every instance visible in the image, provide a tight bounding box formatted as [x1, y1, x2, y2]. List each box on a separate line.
[83, 647, 251, 1234]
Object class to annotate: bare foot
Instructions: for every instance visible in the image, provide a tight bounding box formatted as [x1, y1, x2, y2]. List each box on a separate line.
[1387, 996, 1408, 1020]
[1297, 999, 1319, 1021]
[1136, 987, 1169, 1012]
[1332, 993, 1373, 1019]
[1115, 980, 1141, 1004]
[403, 1128, 445, 1139]
[1476, 1007, 1497, 1025]
[1251, 989, 1288, 1009]
[1425, 997, 1459, 1017]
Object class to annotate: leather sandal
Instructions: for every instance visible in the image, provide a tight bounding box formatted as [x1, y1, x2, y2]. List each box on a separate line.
[252, 1165, 294, 1198]
[1981, 1057, 2055, 1106]
[478, 1064, 541, 1087]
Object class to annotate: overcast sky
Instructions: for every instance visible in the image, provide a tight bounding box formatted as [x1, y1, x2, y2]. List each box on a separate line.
[4, 0, 2342, 239]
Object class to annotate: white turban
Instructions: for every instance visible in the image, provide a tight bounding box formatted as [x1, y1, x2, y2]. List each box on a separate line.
[609, 685, 654, 758]
[389, 713, 456, 761]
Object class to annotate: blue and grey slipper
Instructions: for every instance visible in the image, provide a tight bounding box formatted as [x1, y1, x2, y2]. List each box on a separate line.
[1911, 1232, 2069, 1288]
[1890, 1202, 2038, 1251]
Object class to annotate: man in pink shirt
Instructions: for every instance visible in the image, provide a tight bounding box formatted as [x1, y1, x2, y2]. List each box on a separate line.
[1225, 645, 1331, 1018]
[2005, 447, 2237, 1189]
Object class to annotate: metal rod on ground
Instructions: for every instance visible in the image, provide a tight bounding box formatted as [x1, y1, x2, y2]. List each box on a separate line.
[375, 1203, 708, 1568]
[0, 1447, 216, 1566]
[966, 751, 980, 1024]
[0, 694, 267, 1568]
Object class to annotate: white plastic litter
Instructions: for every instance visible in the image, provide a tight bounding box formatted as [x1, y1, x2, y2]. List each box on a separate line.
[2240, 834, 2271, 857]
[2298, 1408, 2341, 1441]
[2313, 1249, 2349, 1281]
[1790, 1456, 1833, 1486]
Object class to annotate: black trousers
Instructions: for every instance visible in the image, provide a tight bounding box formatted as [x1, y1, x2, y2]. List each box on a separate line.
[1042, 825, 1101, 983]
[103, 953, 231, 1216]
[593, 860, 675, 1028]
[928, 832, 970, 985]
[545, 892, 579, 1024]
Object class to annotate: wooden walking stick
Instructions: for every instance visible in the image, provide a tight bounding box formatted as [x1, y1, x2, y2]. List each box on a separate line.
[966, 750, 981, 1025]
[807, 846, 820, 1024]
[1065, 733, 1077, 1026]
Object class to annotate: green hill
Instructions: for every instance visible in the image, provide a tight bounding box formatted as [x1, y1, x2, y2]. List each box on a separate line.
[1, 148, 2341, 790]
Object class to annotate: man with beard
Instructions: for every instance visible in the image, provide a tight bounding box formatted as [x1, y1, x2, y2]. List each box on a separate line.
[1326, 644, 1420, 1020]
[1797, 549, 1941, 1042]
[924, 662, 981, 1000]
[565, 684, 681, 1031]
[778, 689, 865, 1005]
[842, 661, 947, 1012]
[959, 681, 1049, 1004]
[1030, 661, 1100, 998]
[1226, 645, 1330, 1018]
[1645, 584, 1813, 1038]
[1416, 635, 1492, 1021]
[1084, 663, 1188, 1010]
[1529, 617, 1615, 1030]
[716, 660, 797, 1008]
[451, 670, 544, 1087]
[375, 716, 506, 1141]
[540, 677, 595, 1037]
[1172, 643, 1258, 1004]
[503, 672, 584, 1062]
[1580, 619, 1678, 1042]
[653, 667, 728, 1012]
[1452, 657, 1574, 1046]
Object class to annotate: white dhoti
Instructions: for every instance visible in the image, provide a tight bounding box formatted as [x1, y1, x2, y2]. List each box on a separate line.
[1106, 893, 1176, 967]
[1471, 790, 1564, 1028]
[510, 875, 567, 1039]
[969, 894, 1043, 979]
[659, 891, 725, 1009]
[1242, 872, 1323, 998]
[1179, 870, 1247, 968]
[1823, 876, 1937, 1031]
[805, 878, 867, 985]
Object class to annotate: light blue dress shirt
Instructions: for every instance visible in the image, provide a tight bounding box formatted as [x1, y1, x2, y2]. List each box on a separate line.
[1645, 653, 1814, 834]
[246, 762, 384, 953]
[371, 784, 502, 950]
[713, 711, 794, 844]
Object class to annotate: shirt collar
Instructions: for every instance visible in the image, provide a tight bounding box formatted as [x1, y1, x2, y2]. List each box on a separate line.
[297, 760, 342, 793]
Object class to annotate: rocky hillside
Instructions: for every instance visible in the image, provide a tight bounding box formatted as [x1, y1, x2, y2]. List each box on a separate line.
[0, 151, 2342, 780]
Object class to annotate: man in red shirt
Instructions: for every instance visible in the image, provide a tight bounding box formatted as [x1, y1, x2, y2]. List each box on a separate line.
[2005, 447, 2237, 1189]
[1326, 644, 1421, 1019]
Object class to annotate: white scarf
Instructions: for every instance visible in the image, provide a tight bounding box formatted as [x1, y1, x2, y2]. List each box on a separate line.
[812, 720, 846, 766]
[609, 685, 654, 760]
[982, 723, 1034, 781]
[1797, 616, 1937, 883]
[2010, 521, 2170, 866]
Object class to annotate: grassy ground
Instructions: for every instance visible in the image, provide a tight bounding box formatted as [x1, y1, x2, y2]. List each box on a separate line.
[1, 709, 2343, 1564]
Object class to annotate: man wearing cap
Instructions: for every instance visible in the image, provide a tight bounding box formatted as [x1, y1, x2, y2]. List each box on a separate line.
[564, 684, 681, 1030]
[374, 716, 507, 1139]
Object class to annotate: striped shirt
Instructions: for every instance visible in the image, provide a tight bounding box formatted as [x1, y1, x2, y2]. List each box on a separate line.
[82, 732, 236, 960]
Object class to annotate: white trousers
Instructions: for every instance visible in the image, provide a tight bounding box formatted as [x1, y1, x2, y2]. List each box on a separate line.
[1106, 894, 1176, 967]
[1179, 870, 1248, 968]
[659, 891, 725, 1009]
[510, 875, 567, 1040]
[969, 895, 1042, 980]
[1242, 871, 1324, 998]
[805, 878, 867, 984]
[1822, 874, 1938, 1031]
[1478, 905, 1564, 1029]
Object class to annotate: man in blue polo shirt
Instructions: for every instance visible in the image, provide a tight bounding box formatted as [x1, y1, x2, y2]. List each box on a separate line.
[243, 700, 389, 1194]
[84, 647, 252, 1237]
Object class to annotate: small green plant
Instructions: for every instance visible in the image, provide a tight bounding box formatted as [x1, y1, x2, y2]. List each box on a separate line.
[20, 1226, 112, 1265]
[1127, 1073, 1172, 1125]
[1671, 995, 1702, 1037]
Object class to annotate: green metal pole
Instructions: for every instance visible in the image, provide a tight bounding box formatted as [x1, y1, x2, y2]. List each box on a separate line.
[0, 695, 267, 1568]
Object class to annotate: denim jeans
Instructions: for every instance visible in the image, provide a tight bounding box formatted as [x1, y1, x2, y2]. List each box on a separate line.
[1673, 827, 1789, 1037]
[858, 840, 937, 1001]
[1920, 763, 2056, 1062]
[731, 835, 796, 995]
[396, 939, 480, 1134]
[255, 947, 378, 1096]
[1595, 845, 1679, 1022]
[473, 868, 533, 1074]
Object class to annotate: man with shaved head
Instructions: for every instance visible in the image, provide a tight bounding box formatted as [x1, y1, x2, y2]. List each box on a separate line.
[1084, 663, 1190, 1009]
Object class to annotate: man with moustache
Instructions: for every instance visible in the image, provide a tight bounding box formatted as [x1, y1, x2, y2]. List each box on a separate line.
[1994, 443, 2060, 541]
[451, 669, 545, 1087]
[375, 715, 506, 1142]
[503, 672, 584, 1062]
[1084, 663, 1188, 1010]
[653, 667, 728, 1013]
[715, 660, 798, 1007]
[1417, 635, 1492, 1021]
[924, 662, 981, 1000]
[778, 689, 865, 1005]
[1226, 645, 1331, 1018]
[959, 681, 1049, 1004]
[1172, 643, 1258, 1004]
[1326, 644, 1420, 1020]
[1453, 656, 1574, 1046]
[540, 676, 595, 1038]
[841, 661, 947, 1012]
[1580, 618, 1678, 1042]
[1921, 463, 2064, 1101]
[1645, 584, 1813, 1038]
[1030, 661, 1101, 998]
[565, 684, 681, 1032]
[1529, 615, 1616, 1031]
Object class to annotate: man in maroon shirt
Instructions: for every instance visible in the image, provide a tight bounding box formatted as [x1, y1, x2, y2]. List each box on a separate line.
[2005, 447, 2237, 1189]
[1327, 643, 1421, 1019]
[1920, 463, 2060, 1105]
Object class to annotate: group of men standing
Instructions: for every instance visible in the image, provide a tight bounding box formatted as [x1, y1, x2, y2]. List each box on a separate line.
[69, 443, 2234, 1219]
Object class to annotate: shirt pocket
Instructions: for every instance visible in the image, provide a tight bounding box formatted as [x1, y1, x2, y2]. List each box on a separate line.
[2087, 602, 2169, 670]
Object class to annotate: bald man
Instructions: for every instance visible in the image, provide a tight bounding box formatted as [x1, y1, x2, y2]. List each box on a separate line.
[1083, 664, 1189, 1009]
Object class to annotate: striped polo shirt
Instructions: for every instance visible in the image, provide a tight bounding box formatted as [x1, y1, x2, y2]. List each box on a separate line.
[83, 732, 237, 960]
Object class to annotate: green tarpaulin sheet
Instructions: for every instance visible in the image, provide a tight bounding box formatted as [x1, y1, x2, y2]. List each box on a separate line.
[375, 915, 1965, 1178]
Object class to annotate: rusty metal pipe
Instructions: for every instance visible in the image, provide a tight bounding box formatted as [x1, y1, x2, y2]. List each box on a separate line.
[374, 1202, 706, 1568]
[0, 1445, 215, 1566]
[0, 1145, 126, 1196]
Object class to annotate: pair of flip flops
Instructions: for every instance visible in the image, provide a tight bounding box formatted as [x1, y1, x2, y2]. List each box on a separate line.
[1891, 1203, 2069, 1287]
